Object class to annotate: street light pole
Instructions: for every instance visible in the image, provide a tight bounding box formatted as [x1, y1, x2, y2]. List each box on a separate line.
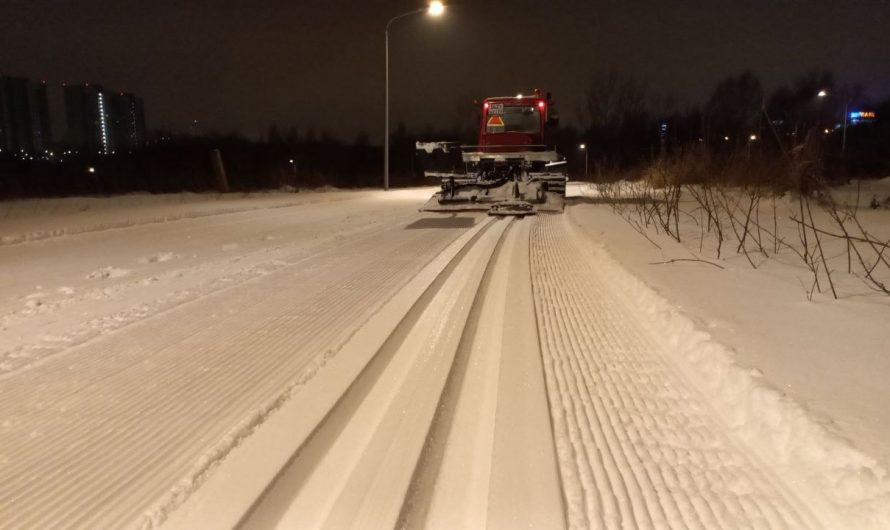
[579, 143, 588, 180]
[842, 101, 848, 155]
[818, 89, 850, 157]
[384, 2, 444, 191]
[289, 158, 297, 191]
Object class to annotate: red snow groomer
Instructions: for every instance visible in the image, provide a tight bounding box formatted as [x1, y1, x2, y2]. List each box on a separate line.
[416, 89, 567, 216]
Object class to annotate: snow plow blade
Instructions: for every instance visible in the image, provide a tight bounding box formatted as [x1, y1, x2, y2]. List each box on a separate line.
[416, 141, 566, 216]
[488, 200, 536, 216]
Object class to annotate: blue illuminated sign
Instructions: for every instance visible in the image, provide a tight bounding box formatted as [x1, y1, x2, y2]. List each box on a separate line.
[850, 111, 876, 120]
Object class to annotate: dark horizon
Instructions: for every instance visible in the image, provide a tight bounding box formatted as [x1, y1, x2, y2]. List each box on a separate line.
[2, 0, 889, 141]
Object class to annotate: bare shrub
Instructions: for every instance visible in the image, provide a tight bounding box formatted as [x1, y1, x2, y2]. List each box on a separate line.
[592, 143, 889, 300]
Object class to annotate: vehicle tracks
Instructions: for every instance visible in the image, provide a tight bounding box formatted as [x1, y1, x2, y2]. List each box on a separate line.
[529, 214, 823, 529]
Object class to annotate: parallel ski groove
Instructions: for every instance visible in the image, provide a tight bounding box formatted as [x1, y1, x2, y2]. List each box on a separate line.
[529, 214, 819, 530]
[0, 220, 469, 529]
[238, 218, 508, 530]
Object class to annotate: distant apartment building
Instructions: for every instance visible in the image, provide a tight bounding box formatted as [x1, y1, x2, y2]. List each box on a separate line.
[65, 84, 146, 155]
[0, 76, 52, 155]
[64, 84, 114, 155]
[109, 92, 146, 153]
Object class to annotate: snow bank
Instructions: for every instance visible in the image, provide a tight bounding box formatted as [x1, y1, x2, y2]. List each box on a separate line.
[831, 176, 890, 209]
[572, 222, 890, 528]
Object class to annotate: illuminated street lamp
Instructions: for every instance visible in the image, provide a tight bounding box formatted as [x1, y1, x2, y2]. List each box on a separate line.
[746, 134, 758, 158]
[288, 158, 298, 190]
[384, 2, 445, 191]
[817, 89, 849, 155]
[579, 143, 588, 179]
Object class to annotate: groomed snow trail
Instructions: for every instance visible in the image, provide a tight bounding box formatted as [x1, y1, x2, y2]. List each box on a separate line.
[530, 214, 822, 530]
[0, 195, 475, 529]
[398, 218, 564, 530]
[5, 190, 882, 529]
[231, 217, 564, 530]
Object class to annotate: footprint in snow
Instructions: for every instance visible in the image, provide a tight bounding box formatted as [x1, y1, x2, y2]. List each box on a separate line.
[138, 252, 177, 264]
[86, 267, 131, 280]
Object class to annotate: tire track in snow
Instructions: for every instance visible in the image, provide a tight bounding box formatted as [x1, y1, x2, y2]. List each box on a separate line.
[530, 214, 821, 530]
[0, 217, 474, 529]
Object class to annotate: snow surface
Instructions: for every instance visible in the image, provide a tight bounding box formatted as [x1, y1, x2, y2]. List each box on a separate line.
[568, 182, 890, 468]
[1, 185, 888, 529]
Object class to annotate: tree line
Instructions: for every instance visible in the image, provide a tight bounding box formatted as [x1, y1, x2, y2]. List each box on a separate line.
[1, 68, 887, 199]
[563, 69, 889, 180]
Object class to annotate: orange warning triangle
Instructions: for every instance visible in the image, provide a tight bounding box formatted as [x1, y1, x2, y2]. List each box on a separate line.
[487, 115, 505, 127]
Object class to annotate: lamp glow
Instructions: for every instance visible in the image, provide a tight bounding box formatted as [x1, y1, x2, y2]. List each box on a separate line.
[428, 1, 444, 16]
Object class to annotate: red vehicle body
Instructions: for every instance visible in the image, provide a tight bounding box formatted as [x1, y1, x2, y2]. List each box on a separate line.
[478, 88, 558, 152]
[416, 88, 566, 215]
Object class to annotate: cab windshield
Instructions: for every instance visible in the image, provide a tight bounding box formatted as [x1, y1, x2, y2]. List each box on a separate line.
[486, 105, 541, 134]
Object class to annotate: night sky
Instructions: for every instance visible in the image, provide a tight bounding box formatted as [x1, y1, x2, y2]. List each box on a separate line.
[2, 0, 889, 141]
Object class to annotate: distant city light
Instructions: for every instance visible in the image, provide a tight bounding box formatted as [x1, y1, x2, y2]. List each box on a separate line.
[824, 128, 831, 134]
[817, 90, 828, 97]
[749, 134, 758, 141]
[579, 143, 586, 150]
[87, 167, 96, 173]
[724, 136, 730, 141]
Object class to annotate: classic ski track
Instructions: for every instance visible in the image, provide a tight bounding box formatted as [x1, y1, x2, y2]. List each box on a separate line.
[530, 214, 822, 530]
[237, 217, 511, 529]
[0, 217, 471, 529]
[397, 218, 565, 530]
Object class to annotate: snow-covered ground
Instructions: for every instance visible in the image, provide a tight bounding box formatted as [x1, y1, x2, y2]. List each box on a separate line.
[1, 186, 888, 529]
[569, 181, 890, 467]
